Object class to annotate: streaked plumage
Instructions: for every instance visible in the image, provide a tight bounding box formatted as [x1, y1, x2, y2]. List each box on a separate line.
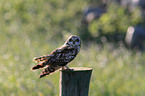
[31, 35, 81, 78]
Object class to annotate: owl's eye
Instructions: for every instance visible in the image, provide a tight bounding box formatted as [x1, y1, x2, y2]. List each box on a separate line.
[75, 39, 79, 42]
[69, 39, 73, 42]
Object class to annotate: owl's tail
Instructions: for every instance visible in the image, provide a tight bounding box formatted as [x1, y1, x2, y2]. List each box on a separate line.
[31, 62, 47, 70]
[39, 65, 61, 78]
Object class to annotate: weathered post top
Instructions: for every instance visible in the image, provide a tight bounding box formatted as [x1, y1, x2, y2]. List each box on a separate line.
[59, 67, 93, 96]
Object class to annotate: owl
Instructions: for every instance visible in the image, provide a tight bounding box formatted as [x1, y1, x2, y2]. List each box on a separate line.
[31, 35, 81, 78]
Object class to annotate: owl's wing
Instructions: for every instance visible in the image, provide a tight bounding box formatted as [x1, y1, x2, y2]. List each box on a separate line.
[33, 54, 54, 63]
[39, 45, 74, 78]
[32, 54, 53, 70]
[33, 45, 69, 63]
[48, 45, 76, 66]
[32, 45, 70, 70]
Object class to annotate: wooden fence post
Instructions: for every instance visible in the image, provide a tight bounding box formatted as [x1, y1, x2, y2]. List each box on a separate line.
[59, 67, 92, 96]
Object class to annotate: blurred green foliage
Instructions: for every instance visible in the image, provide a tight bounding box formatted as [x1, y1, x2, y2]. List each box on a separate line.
[0, 0, 145, 96]
[88, 4, 142, 41]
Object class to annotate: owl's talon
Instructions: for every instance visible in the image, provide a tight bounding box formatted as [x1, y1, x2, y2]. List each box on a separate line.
[65, 68, 74, 71]
[62, 67, 65, 70]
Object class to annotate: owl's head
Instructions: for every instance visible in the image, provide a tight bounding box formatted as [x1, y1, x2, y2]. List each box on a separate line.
[65, 35, 81, 47]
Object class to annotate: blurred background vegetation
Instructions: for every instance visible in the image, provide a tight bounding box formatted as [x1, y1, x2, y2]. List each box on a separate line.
[1, 0, 145, 96]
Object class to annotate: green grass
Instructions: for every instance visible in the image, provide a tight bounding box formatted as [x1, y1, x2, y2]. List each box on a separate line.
[1, 0, 145, 96]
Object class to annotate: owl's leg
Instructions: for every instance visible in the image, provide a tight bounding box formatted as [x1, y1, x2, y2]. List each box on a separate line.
[64, 65, 74, 71]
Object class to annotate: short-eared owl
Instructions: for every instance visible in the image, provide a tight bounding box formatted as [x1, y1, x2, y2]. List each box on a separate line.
[31, 35, 81, 78]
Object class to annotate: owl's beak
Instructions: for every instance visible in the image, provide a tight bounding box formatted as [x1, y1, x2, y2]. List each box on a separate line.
[73, 41, 75, 45]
